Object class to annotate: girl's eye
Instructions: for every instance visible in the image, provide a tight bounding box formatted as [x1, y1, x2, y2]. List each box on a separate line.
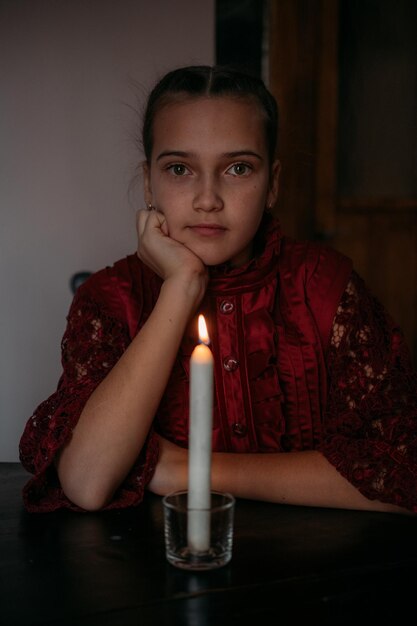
[228, 163, 252, 176]
[167, 164, 189, 176]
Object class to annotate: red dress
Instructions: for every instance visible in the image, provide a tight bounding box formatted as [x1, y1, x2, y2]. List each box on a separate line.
[19, 216, 417, 512]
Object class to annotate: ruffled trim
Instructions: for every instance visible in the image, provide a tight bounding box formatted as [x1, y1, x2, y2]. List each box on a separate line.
[208, 212, 282, 294]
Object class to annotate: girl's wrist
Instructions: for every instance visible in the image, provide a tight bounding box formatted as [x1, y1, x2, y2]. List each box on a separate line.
[162, 269, 208, 308]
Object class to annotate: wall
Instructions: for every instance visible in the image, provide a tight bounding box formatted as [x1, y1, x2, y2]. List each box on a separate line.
[0, 0, 214, 461]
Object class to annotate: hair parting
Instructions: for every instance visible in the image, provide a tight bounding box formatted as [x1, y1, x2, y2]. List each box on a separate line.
[141, 65, 279, 166]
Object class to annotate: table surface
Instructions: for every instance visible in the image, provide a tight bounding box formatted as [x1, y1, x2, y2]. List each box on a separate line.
[1, 462, 417, 626]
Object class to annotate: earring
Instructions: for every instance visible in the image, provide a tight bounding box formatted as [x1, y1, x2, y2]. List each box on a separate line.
[147, 203, 154, 211]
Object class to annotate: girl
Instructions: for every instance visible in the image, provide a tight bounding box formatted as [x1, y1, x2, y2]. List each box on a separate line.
[20, 65, 417, 514]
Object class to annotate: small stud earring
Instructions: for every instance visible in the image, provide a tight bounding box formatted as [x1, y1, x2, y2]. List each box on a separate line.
[147, 203, 154, 211]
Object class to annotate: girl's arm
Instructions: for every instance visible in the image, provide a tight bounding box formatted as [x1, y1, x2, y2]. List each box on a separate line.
[57, 210, 207, 511]
[212, 448, 409, 513]
[148, 437, 410, 514]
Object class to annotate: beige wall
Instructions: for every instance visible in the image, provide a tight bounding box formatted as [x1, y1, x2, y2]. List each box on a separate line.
[0, 0, 215, 461]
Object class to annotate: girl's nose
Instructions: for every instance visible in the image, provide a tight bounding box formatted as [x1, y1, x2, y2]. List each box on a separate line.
[192, 176, 224, 212]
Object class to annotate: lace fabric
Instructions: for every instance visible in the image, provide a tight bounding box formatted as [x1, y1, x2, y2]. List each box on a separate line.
[321, 272, 417, 511]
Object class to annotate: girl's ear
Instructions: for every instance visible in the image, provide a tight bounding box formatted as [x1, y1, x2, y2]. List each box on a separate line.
[267, 160, 281, 208]
[143, 161, 153, 206]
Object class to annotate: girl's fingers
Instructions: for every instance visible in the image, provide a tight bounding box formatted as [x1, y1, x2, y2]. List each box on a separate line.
[136, 208, 177, 276]
[152, 209, 169, 235]
[136, 208, 168, 238]
[136, 208, 207, 296]
[159, 215, 169, 236]
[136, 208, 149, 238]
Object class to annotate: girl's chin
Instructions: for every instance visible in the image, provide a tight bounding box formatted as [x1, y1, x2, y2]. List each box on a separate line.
[181, 245, 222, 267]
[200, 252, 251, 268]
[185, 241, 253, 268]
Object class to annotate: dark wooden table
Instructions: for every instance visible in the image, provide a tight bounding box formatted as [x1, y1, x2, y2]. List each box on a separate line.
[2, 462, 417, 625]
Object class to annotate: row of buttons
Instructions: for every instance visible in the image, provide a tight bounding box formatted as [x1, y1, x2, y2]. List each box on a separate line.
[219, 301, 238, 371]
[232, 422, 247, 437]
[223, 357, 239, 372]
[219, 300, 234, 314]
[218, 299, 245, 437]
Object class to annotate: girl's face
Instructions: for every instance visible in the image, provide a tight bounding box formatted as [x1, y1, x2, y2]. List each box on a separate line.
[143, 96, 280, 267]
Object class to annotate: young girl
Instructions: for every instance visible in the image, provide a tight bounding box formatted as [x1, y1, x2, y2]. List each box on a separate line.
[20, 65, 417, 514]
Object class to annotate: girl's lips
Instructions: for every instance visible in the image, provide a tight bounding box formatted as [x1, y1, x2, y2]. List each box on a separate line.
[189, 224, 227, 237]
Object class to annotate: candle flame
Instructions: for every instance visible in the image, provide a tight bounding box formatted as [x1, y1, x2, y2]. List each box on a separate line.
[198, 314, 210, 345]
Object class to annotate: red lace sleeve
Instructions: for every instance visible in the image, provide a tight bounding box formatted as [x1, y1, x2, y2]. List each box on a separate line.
[19, 285, 159, 512]
[319, 272, 417, 512]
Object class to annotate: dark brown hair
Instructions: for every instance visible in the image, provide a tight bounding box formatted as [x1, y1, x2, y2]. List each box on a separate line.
[142, 65, 279, 165]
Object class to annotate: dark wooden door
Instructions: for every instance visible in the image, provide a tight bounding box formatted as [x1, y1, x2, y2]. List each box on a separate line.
[268, 0, 417, 363]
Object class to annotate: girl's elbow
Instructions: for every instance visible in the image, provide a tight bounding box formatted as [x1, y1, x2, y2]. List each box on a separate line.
[64, 484, 113, 511]
[59, 471, 114, 511]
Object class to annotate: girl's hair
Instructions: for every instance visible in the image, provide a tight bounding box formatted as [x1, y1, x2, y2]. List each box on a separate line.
[142, 65, 279, 165]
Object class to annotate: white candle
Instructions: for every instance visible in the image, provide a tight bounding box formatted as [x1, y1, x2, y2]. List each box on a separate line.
[187, 314, 214, 553]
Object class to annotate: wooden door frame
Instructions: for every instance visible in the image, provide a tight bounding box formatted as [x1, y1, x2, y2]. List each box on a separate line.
[268, 0, 322, 239]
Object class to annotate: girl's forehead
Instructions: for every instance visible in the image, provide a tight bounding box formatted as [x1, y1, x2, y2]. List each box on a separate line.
[151, 96, 267, 152]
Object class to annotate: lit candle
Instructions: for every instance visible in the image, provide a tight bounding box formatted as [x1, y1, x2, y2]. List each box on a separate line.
[187, 314, 214, 553]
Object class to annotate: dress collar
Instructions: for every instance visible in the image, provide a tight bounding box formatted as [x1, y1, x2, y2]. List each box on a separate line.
[207, 212, 282, 295]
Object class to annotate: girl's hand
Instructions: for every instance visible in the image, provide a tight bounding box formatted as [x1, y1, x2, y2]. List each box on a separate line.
[136, 208, 208, 310]
[136, 209, 206, 281]
[147, 435, 188, 496]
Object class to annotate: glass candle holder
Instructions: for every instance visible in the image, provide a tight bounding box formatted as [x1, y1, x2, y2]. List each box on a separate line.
[162, 490, 235, 571]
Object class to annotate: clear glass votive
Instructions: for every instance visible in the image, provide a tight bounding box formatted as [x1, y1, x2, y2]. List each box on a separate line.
[162, 490, 235, 570]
